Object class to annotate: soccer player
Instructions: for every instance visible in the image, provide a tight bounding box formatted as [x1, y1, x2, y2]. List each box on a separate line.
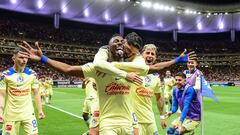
[82, 77, 99, 135]
[184, 60, 203, 90]
[38, 77, 46, 104]
[94, 32, 197, 79]
[133, 44, 166, 135]
[20, 36, 141, 134]
[163, 70, 175, 113]
[167, 72, 201, 135]
[45, 77, 53, 104]
[0, 48, 45, 135]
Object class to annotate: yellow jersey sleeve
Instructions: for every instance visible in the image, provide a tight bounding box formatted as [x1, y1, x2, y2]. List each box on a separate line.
[153, 76, 161, 94]
[93, 48, 128, 78]
[81, 63, 96, 78]
[112, 54, 149, 75]
[31, 72, 39, 90]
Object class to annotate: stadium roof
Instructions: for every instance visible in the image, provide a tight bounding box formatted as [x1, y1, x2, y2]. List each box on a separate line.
[1, 0, 240, 33]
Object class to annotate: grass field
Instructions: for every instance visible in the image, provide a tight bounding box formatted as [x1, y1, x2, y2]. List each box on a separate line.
[1, 86, 240, 135]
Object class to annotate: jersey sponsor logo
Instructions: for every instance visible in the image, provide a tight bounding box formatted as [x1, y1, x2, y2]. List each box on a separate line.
[105, 82, 130, 95]
[5, 125, 12, 131]
[136, 87, 154, 98]
[9, 88, 30, 96]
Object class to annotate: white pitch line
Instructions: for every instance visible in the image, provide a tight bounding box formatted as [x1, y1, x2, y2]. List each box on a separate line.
[46, 104, 83, 120]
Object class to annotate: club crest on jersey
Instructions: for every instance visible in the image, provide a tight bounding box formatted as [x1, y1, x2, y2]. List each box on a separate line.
[145, 76, 151, 87]
[17, 76, 24, 83]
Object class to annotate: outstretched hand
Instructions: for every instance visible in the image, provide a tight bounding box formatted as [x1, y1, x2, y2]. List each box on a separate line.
[176, 49, 197, 63]
[18, 41, 43, 61]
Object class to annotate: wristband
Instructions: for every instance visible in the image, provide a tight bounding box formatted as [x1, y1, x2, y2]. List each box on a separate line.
[40, 55, 49, 64]
[175, 55, 188, 64]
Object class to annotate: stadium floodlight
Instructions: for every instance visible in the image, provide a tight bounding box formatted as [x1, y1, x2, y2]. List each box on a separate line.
[37, 0, 43, 9]
[170, 7, 175, 12]
[185, 9, 190, 14]
[157, 22, 163, 28]
[62, 7, 67, 13]
[198, 12, 201, 14]
[153, 3, 160, 10]
[225, 12, 228, 15]
[141, 1, 152, 8]
[10, 0, 17, 4]
[142, 17, 146, 25]
[197, 23, 202, 30]
[104, 12, 111, 21]
[177, 21, 182, 29]
[219, 21, 224, 29]
[84, 9, 89, 17]
[120, 0, 125, 2]
[163, 6, 170, 11]
[124, 15, 128, 23]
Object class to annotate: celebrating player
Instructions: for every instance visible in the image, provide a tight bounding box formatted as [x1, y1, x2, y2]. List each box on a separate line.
[133, 44, 166, 135]
[167, 72, 201, 135]
[0, 48, 45, 135]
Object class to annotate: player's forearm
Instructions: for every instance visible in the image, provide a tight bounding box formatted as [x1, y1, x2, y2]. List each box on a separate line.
[34, 90, 43, 113]
[45, 58, 84, 77]
[94, 60, 127, 78]
[156, 95, 165, 115]
[149, 59, 175, 73]
[111, 62, 149, 75]
[193, 76, 201, 90]
[171, 91, 178, 114]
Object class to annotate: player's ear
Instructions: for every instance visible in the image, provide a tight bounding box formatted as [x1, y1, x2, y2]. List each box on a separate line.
[12, 55, 16, 62]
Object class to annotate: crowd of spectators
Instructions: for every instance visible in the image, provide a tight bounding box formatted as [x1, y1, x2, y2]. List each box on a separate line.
[0, 16, 239, 82]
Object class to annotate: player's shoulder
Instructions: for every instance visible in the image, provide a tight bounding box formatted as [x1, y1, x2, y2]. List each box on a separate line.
[1, 67, 15, 77]
[23, 67, 38, 78]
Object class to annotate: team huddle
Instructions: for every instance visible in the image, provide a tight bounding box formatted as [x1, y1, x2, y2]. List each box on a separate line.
[0, 32, 203, 135]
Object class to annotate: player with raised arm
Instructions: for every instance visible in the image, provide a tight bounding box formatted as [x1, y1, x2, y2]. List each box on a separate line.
[133, 44, 167, 135]
[0, 48, 45, 135]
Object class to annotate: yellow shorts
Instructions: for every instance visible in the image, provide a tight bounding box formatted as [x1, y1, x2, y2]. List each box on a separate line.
[2, 117, 38, 135]
[138, 123, 158, 135]
[48, 89, 53, 96]
[83, 98, 99, 128]
[164, 89, 172, 99]
[171, 117, 200, 131]
[100, 126, 133, 135]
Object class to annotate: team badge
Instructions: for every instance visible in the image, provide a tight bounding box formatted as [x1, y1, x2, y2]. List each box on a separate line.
[17, 76, 24, 83]
[145, 76, 151, 87]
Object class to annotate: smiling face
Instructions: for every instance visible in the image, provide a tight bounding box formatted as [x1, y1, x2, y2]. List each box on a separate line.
[175, 76, 185, 89]
[187, 60, 198, 72]
[142, 47, 157, 65]
[108, 35, 125, 61]
[166, 70, 171, 77]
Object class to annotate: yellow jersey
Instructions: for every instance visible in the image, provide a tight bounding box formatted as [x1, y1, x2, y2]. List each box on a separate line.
[0, 67, 39, 121]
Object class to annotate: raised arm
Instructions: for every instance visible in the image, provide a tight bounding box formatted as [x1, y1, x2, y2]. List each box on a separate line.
[149, 50, 197, 73]
[19, 41, 84, 78]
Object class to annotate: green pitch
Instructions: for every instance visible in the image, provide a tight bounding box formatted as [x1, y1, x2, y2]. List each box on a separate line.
[1, 86, 239, 135]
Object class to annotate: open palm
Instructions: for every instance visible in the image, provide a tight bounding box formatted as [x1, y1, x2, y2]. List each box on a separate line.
[20, 41, 43, 61]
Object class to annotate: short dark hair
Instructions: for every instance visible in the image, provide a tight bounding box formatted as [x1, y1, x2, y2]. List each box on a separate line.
[175, 72, 186, 79]
[13, 46, 26, 54]
[125, 32, 143, 50]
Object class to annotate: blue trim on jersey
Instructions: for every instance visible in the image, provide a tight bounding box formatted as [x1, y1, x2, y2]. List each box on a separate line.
[23, 67, 32, 75]
[4, 67, 32, 76]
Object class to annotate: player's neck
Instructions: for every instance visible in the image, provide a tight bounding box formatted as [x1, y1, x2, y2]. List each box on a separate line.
[13, 65, 25, 73]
